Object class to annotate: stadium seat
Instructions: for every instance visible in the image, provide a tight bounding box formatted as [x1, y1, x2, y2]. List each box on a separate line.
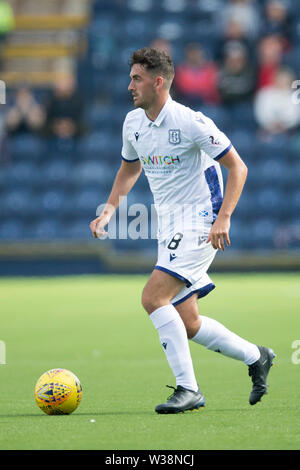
[250, 218, 278, 249]
[256, 134, 290, 161]
[290, 189, 300, 213]
[255, 188, 284, 217]
[29, 218, 63, 240]
[200, 104, 231, 132]
[234, 189, 257, 219]
[253, 159, 290, 189]
[40, 160, 72, 188]
[69, 161, 113, 191]
[47, 137, 78, 159]
[62, 218, 91, 240]
[73, 187, 107, 217]
[6, 161, 40, 189]
[228, 102, 257, 132]
[121, 16, 156, 44]
[228, 219, 248, 250]
[84, 105, 115, 132]
[40, 189, 67, 215]
[0, 219, 25, 240]
[9, 134, 46, 162]
[1, 188, 36, 218]
[77, 132, 114, 160]
[155, 20, 185, 42]
[227, 129, 256, 160]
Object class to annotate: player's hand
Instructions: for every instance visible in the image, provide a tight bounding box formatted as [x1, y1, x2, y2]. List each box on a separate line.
[206, 215, 231, 251]
[89, 213, 110, 239]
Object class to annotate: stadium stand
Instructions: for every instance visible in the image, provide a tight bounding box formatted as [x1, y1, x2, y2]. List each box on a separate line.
[0, 0, 300, 275]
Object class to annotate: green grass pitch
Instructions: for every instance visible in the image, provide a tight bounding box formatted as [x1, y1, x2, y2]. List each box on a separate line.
[0, 273, 299, 450]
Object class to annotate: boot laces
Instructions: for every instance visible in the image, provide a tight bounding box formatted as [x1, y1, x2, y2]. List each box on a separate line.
[166, 385, 179, 400]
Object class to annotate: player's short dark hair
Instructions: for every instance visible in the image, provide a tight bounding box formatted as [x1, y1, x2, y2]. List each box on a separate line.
[129, 47, 175, 87]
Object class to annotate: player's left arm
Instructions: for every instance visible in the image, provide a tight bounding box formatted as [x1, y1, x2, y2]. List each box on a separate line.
[207, 146, 248, 251]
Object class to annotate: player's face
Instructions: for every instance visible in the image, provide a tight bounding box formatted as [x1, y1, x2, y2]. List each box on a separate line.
[128, 64, 157, 109]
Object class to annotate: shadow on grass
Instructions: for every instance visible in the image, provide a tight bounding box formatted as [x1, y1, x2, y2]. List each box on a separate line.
[0, 411, 155, 418]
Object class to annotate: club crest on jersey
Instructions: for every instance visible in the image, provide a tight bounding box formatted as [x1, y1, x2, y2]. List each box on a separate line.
[168, 129, 181, 144]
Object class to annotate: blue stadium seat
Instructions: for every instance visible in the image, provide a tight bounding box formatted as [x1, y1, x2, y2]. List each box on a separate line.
[226, 129, 256, 158]
[2, 188, 36, 217]
[155, 19, 185, 42]
[121, 15, 156, 44]
[88, 14, 118, 39]
[92, 0, 125, 16]
[253, 159, 289, 188]
[255, 188, 283, 217]
[227, 219, 249, 250]
[111, 74, 132, 102]
[256, 134, 290, 160]
[0, 166, 10, 190]
[199, 104, 231, 132]
[40, 189, 67, 215]
[234, 189, 257, 219]
[40, 159, 72, 188]
[69, 161, 113, 190]
[9, 134, 46, 162]
[228, 102, 257, 132]
[62, 218, 91, 240]
[250, 218, 278, 249]
[47, 137, 78, 159]
[290, 189, 300, 214]
[73, 188, 107, 217]
[0, 219, 25, 240]
[6, 161, 40, 188]
[287, 162, 300, 189]
[29, 218, 62, 240]
[84, 105, 114, 132]
[77, 131, 113, 159]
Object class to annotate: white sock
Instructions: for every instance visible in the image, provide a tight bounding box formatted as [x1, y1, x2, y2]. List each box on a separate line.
[191, 315, 260, 366]
[150, 304, 198, 392]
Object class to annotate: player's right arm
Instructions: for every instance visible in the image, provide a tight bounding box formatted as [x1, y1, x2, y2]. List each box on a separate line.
[89, 159, 142, 238]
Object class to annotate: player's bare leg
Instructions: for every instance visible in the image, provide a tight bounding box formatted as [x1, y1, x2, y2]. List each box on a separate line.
[142, 270, 205, 413]
[175, 296, 276, 405]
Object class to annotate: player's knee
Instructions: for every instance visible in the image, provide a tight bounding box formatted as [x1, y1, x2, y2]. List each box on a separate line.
[141, 291, 157, 314]
[141, 289, 168, 315]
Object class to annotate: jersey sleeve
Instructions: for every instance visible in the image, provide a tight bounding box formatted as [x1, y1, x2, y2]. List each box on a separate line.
[190, 111, 232, 161]
[121, 116, 139, 162]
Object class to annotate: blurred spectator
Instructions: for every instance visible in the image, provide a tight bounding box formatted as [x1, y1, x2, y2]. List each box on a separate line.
[215, 19, 253, 63]
[254, 67, 300, 135]
[218, 41, 256, 106]
[263, 0, 292, 48]
[150, 38, 172, 57]
[43, 73, 84, 139]
[0, 0, 15, 67]
[0, 0, 14, 42]
[5, 86, 45, 136]
[174, 43, 219, 105]
[256, 34, 284, 89]
[221, 0, 262, 40]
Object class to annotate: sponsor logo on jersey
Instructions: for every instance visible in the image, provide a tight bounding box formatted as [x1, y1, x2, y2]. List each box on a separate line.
[168, 129, 181, 144]
[209, 135, 221, 145]
[134, 132, 139, 141]
[169, 253, 177, 262]
[140, 155, 181, 166]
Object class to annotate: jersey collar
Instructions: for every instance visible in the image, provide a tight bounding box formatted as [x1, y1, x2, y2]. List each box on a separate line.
[145, 95, 173, 127]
